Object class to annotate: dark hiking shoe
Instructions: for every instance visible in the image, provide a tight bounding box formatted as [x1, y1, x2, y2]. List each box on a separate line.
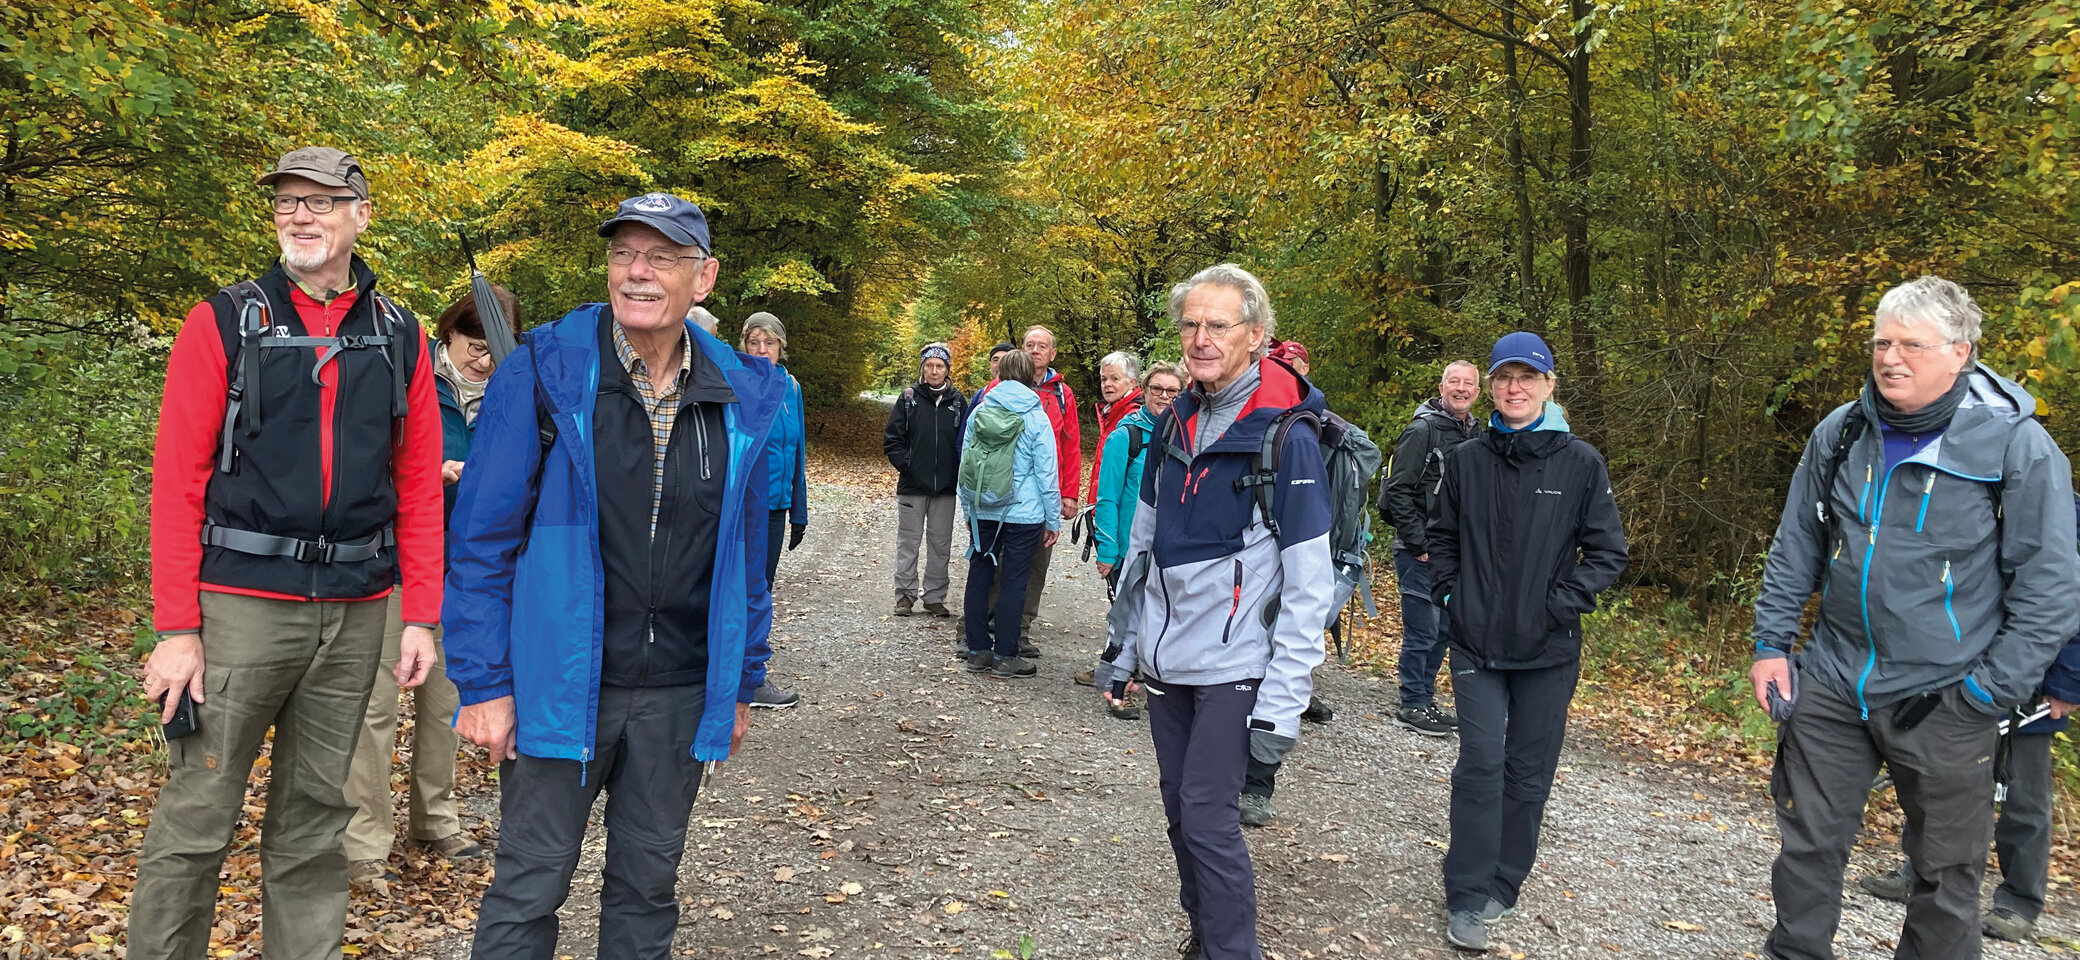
[1074, 667, 1096, 687]
[1107, 700, 1142, 721]
[1859, 865, 1910, 903]
[750, 684, 801, 708]
[1396, 705, 1456, 737]
[923, 602, 952, 618]
[990, 655, 1038, 678]
[1301, 696, 1335, 724]
[894, 597, 915, 616]
[1446, 910, 1488, 950]
[1238, 792, 1275, 827]
[1018, 639, 1041, 658]
[1478, 898, 1513, 924]
[1983, 908, 2035, 942]
[1177, 933, 1204, 960]
[965, 650, 994, 673]
[418, 833, 484, 860]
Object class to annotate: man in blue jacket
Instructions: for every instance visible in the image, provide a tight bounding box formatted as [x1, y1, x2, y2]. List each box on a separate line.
[443, 192, 786, 960]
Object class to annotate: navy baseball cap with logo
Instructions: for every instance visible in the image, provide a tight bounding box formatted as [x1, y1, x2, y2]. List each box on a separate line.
[598, 192, 712, 254]
[1488, 330, 1555, 375]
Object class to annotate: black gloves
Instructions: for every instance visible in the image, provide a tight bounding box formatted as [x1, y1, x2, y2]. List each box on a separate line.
[787, 523, 806, 551]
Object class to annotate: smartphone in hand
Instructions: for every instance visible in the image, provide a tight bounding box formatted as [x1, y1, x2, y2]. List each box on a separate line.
[162, 689, 200, 741]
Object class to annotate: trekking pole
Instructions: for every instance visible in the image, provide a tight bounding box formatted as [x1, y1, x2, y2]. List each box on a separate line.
[461, 233, 520, 364]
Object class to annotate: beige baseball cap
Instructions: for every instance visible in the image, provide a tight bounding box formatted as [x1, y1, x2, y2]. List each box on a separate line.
[256, 146, 370, 200]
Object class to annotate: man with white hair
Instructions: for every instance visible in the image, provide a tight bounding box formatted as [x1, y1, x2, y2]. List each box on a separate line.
[1102, 263, 1334, 959]
[1750, 275, 2079, 960]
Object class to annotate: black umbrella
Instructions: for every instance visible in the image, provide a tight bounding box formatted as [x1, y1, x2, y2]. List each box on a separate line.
[461, 233, 518, 363]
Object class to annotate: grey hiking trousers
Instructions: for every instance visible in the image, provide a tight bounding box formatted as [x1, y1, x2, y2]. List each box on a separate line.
[1764, 678, 1998, 960]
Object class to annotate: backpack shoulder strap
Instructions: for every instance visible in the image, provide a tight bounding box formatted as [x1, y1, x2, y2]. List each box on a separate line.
[1125, 422, 1147, 463]
[370, 292, 411, 422]
[215, 280, 274, 472]
[1238, 409, 1317, 540]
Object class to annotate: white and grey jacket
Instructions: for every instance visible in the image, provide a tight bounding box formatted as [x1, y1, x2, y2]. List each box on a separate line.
[1104, 358, 1336, 740]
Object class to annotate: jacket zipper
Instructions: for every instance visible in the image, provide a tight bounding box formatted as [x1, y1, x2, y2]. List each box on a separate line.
[1856, 459, 1896, 720]
[1220, 559, 1243, 645]
[1942, 560, 1962, 643]
[1151, 566, 1175, 677]
[1915, 473, 1934, 532]
[316, 300, 348, 599]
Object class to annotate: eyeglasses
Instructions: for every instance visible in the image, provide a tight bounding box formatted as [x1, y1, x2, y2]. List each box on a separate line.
[1178, 319, 1243, 341]
[455, 339, 490, 360]
[744, 335, 783, 350]
[1870, 338, 1952, 359]
[1493, 372, 1547, 388]
[271, 194, 359, 215]
[1146, 384, 1183, 397]
[607, 246, 709, 272]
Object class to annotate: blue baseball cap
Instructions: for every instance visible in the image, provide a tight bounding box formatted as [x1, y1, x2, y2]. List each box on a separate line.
[1489, 330, 1555, 374]
[598, 192, 712, 253]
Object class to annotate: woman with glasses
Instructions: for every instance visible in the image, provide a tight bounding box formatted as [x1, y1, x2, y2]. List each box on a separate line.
[343, 283, 522, 888]
[739, 311, 805, 709]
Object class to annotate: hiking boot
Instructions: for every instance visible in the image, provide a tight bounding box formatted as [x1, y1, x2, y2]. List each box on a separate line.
[1445, 910, 1488, 951]
[923, 602, 952, 618]
[1301, 696, 1335, 724]
[1238, 792, 1275, 827]
[1984, 907, 2035, 942]
[1177, 933, 1204, 960]
[418, 833, 484, 860]
[1858, 865, 1910, 903]
[348, 859, 394, 890]
[1108, 700, 1142, 721]
[1018, 639, 1041, 658]
[990, 655, 1038, 679]
[965, 650, 994, 673]
[750, 684, 801, 709]
[1395, 705, 1456, 737]
[894, 597, 915, 616]
[1477, 898, 1513, 924]
[1074, 667, 1096, 687]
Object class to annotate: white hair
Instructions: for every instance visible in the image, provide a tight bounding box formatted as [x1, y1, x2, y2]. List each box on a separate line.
[1875, 275, 1983, 350]
[1099, 351, 1142, 382]
[1167, 263, 1276, 358]
[687, 306, 719, 334]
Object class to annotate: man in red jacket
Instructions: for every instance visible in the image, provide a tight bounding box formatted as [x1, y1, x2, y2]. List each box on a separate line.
[131, 146, 443, 960]
[1012, 325, 1081, 654]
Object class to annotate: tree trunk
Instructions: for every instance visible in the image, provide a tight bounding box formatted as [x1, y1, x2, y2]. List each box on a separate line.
[1562, 0, 1603, 443]
[1503, 6, 1538, 331]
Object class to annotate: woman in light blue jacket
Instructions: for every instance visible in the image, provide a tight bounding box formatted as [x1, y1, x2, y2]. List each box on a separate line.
[959, 349, 1060, 678]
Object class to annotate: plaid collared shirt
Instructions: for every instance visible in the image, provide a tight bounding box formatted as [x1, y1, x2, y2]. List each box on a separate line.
[612, 323, 692, 537]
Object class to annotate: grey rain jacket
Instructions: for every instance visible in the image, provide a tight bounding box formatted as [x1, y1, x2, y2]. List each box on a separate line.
[1752, 364, 2080, 718]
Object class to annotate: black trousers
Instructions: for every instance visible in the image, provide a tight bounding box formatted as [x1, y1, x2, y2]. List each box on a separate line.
[1765, 680, 1997, 960]
[963, 520, 1042, 657]
[470, 685, 708, 960]
[1892, 731, 2054, 922]
[1443, 653, 1579, 914]
[1146, 677, 1263, 960]
[765, 508, 787, 590]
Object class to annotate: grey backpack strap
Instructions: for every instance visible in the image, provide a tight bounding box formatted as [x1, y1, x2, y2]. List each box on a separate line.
[218, 280, 274, 472]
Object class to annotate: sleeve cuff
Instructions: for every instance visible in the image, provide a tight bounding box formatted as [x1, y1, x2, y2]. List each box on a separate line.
[403, 622, 439, 630]
[456, 681, 513, 706]
[736, 681, 764, 704]
[1753, 642, 1791, 661]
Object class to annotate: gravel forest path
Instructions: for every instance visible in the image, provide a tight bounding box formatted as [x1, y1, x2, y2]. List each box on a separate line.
[425, 428, 2072, 960]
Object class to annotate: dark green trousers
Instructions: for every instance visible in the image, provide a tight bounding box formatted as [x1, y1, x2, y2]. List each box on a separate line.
[128, 592, 386, 960]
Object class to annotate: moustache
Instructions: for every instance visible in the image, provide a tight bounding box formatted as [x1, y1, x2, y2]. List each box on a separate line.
[618, 283, 669, 300]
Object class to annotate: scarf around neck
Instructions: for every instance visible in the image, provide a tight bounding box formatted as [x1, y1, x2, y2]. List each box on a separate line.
[1864, 368, 1971, 435]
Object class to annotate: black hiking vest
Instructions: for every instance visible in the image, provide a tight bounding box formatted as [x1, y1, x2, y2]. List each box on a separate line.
[199, 260, 419, 600]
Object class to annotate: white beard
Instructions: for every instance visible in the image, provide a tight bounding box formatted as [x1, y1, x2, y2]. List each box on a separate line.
[280, 236, 331, 272]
